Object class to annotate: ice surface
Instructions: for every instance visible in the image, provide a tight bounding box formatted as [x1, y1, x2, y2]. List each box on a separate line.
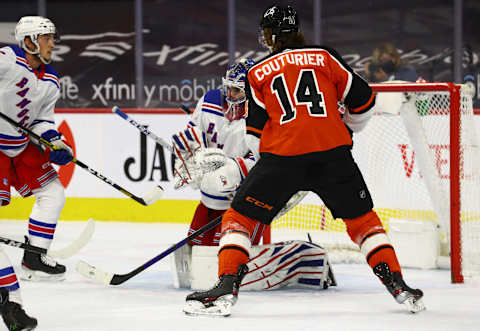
[0, 220, 478, 331]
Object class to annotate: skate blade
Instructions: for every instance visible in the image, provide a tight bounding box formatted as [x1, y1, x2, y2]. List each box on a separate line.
[183, 300, 232, 317]
[403, 297, 426, 313]
[20, 266, 65, 282]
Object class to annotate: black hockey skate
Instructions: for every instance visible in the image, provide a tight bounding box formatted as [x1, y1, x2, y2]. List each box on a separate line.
[21, 238, 66, 281]
[183, 264, 249, 317]
[373, 262, 425, 313]
[0, 288, 37, 331]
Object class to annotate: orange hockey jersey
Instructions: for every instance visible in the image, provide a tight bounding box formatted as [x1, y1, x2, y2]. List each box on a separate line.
[246, 46, 375, 157]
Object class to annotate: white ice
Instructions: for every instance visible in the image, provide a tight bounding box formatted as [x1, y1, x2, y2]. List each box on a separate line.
[0, 219, 479, 331]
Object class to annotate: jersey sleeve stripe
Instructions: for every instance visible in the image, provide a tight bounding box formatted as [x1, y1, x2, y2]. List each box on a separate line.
[200, 190, 231, 201]
[350, 92, 375, 113]
[246, 126, 262, 136]
[235, 157, 249, 179]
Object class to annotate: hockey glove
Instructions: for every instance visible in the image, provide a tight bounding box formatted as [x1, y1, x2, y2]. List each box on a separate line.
[195, 148, 226, 174]
[172, 127, 207, 189]
[200, 157, 247, 194]
[41, 130, 73, 165]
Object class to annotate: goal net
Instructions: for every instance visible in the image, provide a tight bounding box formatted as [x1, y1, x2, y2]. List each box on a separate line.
[271, 82, 480, 283]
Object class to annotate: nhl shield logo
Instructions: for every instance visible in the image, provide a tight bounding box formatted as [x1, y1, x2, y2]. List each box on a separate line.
[359, 189, 367, 199]
[2, 178, 7, 186]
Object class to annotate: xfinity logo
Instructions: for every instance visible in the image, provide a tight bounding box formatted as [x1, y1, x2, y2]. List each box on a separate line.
[90, 77, 222, 106]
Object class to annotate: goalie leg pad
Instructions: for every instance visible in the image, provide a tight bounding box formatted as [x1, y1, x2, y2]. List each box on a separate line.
[344, 210, 401, 274]
[242, 240, 336, 291]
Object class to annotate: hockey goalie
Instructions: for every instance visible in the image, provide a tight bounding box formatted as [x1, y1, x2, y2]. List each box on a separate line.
[171, 238, 337, 292]
[170, 59, 336, 292]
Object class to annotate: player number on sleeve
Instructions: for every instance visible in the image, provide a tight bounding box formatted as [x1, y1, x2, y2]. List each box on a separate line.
[271, 69, 326, 124]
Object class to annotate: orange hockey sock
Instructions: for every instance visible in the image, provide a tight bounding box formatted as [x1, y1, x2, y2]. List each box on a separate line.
[344, 210, 402, 274]
[217, 208, 258, 277]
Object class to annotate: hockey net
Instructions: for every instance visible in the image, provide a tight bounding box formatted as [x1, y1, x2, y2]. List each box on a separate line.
[270, 82, 480, 283]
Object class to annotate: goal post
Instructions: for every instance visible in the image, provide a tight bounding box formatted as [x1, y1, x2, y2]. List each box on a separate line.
[268, 82, 480, 284]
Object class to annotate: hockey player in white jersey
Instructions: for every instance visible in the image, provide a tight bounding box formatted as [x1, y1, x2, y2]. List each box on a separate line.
[0, 16, 73, 331]
[171, 60, 335, 295]
[172, 58, 268, 246]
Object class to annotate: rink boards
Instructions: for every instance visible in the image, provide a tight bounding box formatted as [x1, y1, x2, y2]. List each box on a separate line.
[2, 110, 480, 223]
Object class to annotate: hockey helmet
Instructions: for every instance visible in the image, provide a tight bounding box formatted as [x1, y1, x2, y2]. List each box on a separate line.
[15, 16, 59, 64]
[260, 5, 299, 36]
[222, 58, 256, 122]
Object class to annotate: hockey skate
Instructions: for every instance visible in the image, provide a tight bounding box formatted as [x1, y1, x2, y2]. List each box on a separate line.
[183, 264, 248, 317]
[21, 239, 66, 281]
[373, 262, 425, 313]
[0, 288, 37, 331]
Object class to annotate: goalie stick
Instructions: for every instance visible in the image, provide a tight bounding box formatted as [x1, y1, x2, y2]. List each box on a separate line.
[112, 106, 173, 152]
[0, 112, 164, 206]
[75, 191, 308, 285]
[76, 215, 222, 285]
[0, 219, 95, 259]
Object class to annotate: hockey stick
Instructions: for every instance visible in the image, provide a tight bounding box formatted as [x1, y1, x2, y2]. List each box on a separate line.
[179, 104, 192, 114]
[75, 215, 222, 285]
[112, 106, 173, 152]
[75, 191, 308, 285]
[0, 112, 164, 206]
[0, 219, 95, 259]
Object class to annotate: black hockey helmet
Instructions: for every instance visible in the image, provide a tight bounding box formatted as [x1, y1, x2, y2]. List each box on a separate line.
[260, 5, 299, 36]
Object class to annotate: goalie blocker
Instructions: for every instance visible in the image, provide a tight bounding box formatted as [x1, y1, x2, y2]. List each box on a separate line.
[171, 240, 337, 291]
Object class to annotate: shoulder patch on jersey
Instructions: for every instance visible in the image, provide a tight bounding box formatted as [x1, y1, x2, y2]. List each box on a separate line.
[44, 63, 59, 78]
[9, 45, 26, 58]
[203, 89, 222, 105]
[201, 89, 224, 117]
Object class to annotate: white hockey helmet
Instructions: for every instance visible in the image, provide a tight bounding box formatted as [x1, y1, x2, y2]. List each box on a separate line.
[15, 16, 58, 64]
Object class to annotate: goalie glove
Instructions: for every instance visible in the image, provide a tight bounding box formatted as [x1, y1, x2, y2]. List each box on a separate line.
[200, 157, 249, 195]
[172, 127, 207, 189]
[41, 130, 73, 165]
[194, 148, 227, 175]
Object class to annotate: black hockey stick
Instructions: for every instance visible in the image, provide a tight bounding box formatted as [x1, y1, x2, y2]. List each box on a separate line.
[76, 215, 223, 285]
[179, 104, 192, 114]
[0, 112, 163, 206]
[112, 106, 173, 151]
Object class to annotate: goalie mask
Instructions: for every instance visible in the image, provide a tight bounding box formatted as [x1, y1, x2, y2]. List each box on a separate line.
[222, 58, 256, 122]
[15, 16, 59, 64]
[259, 5, 299, 52]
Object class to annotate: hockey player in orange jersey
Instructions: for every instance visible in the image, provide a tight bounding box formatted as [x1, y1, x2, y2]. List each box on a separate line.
[183, 4, 425, 317]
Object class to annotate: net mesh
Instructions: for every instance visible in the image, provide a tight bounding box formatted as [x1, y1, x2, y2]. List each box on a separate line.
[271, 83, 480, 279]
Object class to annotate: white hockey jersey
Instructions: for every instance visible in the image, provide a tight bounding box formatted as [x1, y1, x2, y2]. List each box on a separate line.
[0, 45, 60, 157]
[188, 89, 251, 159]
[187, 89, 255, 209]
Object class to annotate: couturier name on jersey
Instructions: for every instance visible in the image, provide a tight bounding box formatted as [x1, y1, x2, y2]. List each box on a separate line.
[253, 51, 325, 81]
